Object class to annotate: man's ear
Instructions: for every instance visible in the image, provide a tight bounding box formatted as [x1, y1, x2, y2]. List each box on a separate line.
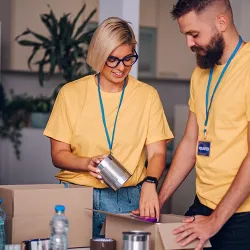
[215, 15, 228, 32]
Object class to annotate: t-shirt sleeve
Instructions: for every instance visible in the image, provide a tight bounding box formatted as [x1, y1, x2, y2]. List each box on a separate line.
[43, 89, 73, 144]
[146, 90, 174, 145]
[188, 72, 196, 113]
[246, 74, 250, 121]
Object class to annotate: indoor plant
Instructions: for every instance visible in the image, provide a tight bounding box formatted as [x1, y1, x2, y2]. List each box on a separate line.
[15, 4, 97, 98]
[30, 95, 52, 129]
[0, 85, 33, 159]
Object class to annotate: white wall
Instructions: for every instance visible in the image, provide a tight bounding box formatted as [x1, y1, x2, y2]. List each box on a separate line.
[230, 0, 250, 41]
[170, 105, 196, 215]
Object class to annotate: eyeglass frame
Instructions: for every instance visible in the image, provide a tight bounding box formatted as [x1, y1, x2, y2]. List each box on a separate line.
[105, 49, 138, 68]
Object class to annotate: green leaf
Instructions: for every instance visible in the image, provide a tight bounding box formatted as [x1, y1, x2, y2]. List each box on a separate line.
[38, 62, 45, 86]
[27, 46, 40, 70]
[17, 40, 43, 47]
[40, 14, 57, 37]
[71, 4, 86, 34]
[49, 55, 57, 75]
[48, 5, 58, 31]
[73, 8, 97, 39]
[28, 30, 51, 44]
[58, 13, 72, 43]
[76, 28, 96, 44]
[15, 29, 31, 40]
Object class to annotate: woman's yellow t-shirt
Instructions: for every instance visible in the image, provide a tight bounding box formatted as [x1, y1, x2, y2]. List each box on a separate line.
[44, 75, 173, 188]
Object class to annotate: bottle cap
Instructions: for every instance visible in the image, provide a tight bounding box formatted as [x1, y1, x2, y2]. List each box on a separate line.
[55, 205, 65, 212]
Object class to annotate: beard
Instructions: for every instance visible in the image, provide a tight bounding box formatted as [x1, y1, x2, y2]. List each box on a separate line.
[191, 33, 225, 69]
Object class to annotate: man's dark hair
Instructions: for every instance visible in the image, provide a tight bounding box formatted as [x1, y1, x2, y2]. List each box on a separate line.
[171, 0, 232, 20]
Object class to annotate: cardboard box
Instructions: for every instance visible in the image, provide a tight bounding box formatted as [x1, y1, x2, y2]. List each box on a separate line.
[94, 210, 211, 250]
[0, 184, 93, 248]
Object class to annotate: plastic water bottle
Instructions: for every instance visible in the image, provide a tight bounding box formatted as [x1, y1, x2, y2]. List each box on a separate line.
[49, 205, 69, 250]
[0, 198, 6, 250]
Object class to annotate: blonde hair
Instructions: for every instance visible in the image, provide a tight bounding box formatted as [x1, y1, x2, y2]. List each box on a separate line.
[87, 17, 137, 72]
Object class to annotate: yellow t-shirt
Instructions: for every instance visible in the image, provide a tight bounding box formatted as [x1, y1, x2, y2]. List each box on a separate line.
[189, 42, 250, 212]
[44, 74, 173, 188]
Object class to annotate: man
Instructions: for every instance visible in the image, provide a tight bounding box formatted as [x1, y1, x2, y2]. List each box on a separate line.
[158, 0, 250, 249]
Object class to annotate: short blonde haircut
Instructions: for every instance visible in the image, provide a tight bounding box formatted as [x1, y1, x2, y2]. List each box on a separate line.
[87, 17, 137, 72]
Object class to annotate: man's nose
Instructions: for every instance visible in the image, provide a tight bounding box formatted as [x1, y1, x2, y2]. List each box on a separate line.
[186, 36, 195, 48]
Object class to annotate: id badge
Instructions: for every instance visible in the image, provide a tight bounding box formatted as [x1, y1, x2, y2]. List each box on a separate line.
[197, 141, 211, 156]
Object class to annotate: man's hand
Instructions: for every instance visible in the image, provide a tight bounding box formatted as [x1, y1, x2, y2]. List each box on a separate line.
[132, 182, 160, 220]
[173, 215, 221, 250]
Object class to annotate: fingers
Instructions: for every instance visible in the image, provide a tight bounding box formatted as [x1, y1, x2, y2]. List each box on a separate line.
[131, 209, 140, 215]
[88, 155, 108, 180]
[176, 228, 193, 243]
[155, 202, 160, 221]
[139, 202, 158, 218]
[173, 224, 189, 235]
[89, 169, 102, 179]
[180, 233, 198, 247]
[183, 215, 196, 223]
[194, 239, 206, 250]
[88, 162, 102, 179]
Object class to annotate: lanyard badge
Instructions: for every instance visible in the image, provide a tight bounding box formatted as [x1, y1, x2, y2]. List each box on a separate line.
[97, 73, 126, 154]
[198, 36, 243, 157]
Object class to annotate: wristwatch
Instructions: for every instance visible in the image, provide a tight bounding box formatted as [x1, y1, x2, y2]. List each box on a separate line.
[144, 176, 158, 187]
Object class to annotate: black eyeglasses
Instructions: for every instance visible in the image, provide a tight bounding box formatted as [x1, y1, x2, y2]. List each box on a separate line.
[105, 49, 138, 68]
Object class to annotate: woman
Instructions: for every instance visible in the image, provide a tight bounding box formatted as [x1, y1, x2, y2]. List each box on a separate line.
[44, 17, 173, 238]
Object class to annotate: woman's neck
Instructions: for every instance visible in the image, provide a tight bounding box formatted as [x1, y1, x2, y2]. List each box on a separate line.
[97, 74, 125, 93]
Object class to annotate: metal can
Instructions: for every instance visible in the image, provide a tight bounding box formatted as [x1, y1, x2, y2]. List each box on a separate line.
[123, 231, 150, 250]
[97, 154, 131, 191]
[90, 238, 116, 250]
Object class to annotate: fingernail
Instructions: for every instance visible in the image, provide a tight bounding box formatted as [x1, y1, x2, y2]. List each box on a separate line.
[96, 169, 100, 173]
[98, 175, 102, 179]
[101, 180, 104, 184]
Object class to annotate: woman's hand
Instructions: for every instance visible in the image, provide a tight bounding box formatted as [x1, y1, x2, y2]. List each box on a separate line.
[132, 181, 160, 220]
[87, 155, 107, 180]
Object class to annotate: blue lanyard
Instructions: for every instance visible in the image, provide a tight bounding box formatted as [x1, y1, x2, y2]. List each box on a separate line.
[204, 36, 243, 139]
[97, 73, 126, 152]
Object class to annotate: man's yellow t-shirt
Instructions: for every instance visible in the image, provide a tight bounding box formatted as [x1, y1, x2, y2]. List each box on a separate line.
[44, 75, 173, 188]
[189, 43, 250, 212]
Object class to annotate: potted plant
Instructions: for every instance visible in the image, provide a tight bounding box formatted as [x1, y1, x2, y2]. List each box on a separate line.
[0, 85, 33, 159]
[15, 4, 97, 98]
[30, 96, 52, 129]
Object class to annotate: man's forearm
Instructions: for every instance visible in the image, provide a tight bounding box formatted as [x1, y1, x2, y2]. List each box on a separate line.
[52, 150, 90, 172]
[159, 138, 196, 208]
[210, 154, 250, 228]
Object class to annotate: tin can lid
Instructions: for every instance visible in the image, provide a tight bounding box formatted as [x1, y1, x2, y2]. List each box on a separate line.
[122, 230, 151, 235]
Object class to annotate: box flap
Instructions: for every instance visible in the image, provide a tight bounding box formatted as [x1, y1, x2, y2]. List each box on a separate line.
[0, 184, 65, 190]
[88, 209, 156, 224]
[0, 185, 93, 217]
[158, 223, 211, 249]
[160, 214, 186, 223]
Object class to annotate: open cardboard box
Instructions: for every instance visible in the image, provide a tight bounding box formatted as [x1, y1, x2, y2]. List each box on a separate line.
[90, 209, 211, 250]
[0, 184, 93, 247]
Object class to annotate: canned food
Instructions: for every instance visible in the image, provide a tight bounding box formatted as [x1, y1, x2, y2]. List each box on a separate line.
[97, 154, 131, 191]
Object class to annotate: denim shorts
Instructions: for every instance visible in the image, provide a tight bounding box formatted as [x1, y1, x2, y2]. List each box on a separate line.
[61, 181, 142, 238]
[93, 183, 142, 238]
